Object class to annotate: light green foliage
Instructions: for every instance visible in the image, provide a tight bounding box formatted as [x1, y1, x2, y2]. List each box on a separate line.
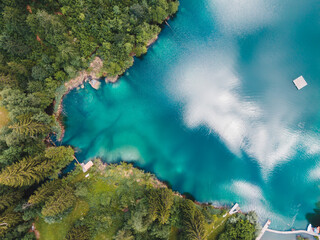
[114, 229, 134, 240]
[36, 200, 89, 240]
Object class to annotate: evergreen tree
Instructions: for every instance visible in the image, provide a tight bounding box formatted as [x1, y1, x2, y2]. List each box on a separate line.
[41, 185, 76, 217]
[181, 200, 207, 240]
[0, 190, 23, 212]
[9, 114, 50, 137]
[0, 210, 23, 237]
[0, 147, 74, 187]
[156, 188, 174, 224]
[66, 226, 91, 240]
[0, 156, 44, 187]
[44, 146, 74, 176]
[28, 179, 62, 205]
[148, 188, 174, 224]
[148, 189, 158, 221]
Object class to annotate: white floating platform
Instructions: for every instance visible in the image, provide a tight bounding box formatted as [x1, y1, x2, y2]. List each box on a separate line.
[293, 76, 307, 90]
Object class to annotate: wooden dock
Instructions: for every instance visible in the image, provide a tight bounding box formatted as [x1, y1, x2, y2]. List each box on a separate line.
[81, 160, 93, 173]
[256, 219, 271, 240]
[223, 203, 240, 217]
[228, 203, 240, 215]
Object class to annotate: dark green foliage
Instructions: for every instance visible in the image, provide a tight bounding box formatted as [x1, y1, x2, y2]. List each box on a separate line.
[0, 146, 73, 187]
[9, 114, 50, 137]
[28, 179, 63, 205]
[218, 215, 256, 240]
[1, 221, 36, 240]
[0, 190, 23, 212]
[180, 199, 207, 240]
[44, 146, 75, 177]
[65, 226, 91, 240]
[0, 3, 178, 229]
[0, 210, 23, 237]
[3, 2, 273, 240]
[148, 187, 174, 224]
[0, 156, 45, 187]
[41, 185, 76, 217]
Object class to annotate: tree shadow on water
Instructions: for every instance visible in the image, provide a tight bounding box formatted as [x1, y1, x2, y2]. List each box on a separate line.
[306, 202, 320, 226]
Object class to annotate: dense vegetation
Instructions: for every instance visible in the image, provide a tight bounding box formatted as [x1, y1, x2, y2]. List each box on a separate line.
[0, 0, 260, 239]
[35, 161, 261, 240]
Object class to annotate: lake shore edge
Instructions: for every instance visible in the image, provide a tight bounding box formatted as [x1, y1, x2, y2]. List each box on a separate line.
[53, 31, 160, 141]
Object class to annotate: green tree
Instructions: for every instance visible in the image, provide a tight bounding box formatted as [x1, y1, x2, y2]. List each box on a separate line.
[148, 188, 174, 224]
[0, 210, 23, 237]
[28, 179, 62, 205]
[66, 226, 91, 240]
[0, 190, 23, 212]
[181, 200, 207, 240]
[41, 185, 76, 217]
[130, 200, 150, 233]
[219, 218, 256, 240]
[44, 146, 74, 177]
[114, 229, 134, 240]
[9, 114, 50, 137]
[0, 156, 43, 187]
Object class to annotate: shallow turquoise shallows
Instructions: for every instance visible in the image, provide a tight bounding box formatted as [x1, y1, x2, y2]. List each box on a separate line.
[62, 0, 320, 230]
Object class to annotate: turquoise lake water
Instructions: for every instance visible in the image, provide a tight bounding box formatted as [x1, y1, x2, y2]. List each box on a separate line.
[62, 0, 320, 230]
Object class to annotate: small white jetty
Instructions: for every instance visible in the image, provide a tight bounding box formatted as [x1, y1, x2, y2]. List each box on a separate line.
[256, 219, 271, 240]
[81, 160, 93, 173]
[229, 203, 240, 215]
[258, 223, 320, 239]
[293, 76, 307, 90]
[223, 203, 240, 217]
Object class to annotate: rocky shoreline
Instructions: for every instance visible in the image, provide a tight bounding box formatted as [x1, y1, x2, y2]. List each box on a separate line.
[54, 33, 160, 141]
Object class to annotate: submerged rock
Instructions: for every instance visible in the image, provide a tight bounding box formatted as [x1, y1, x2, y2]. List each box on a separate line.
[89, 79, 101, 90]
[105, 76, 119, 83]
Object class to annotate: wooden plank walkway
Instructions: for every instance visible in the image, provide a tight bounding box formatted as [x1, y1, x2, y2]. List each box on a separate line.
[256, 219, 271, 240]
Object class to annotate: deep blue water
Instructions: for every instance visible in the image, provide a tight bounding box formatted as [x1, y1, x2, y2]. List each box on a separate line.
[62, 0, 320, 230]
